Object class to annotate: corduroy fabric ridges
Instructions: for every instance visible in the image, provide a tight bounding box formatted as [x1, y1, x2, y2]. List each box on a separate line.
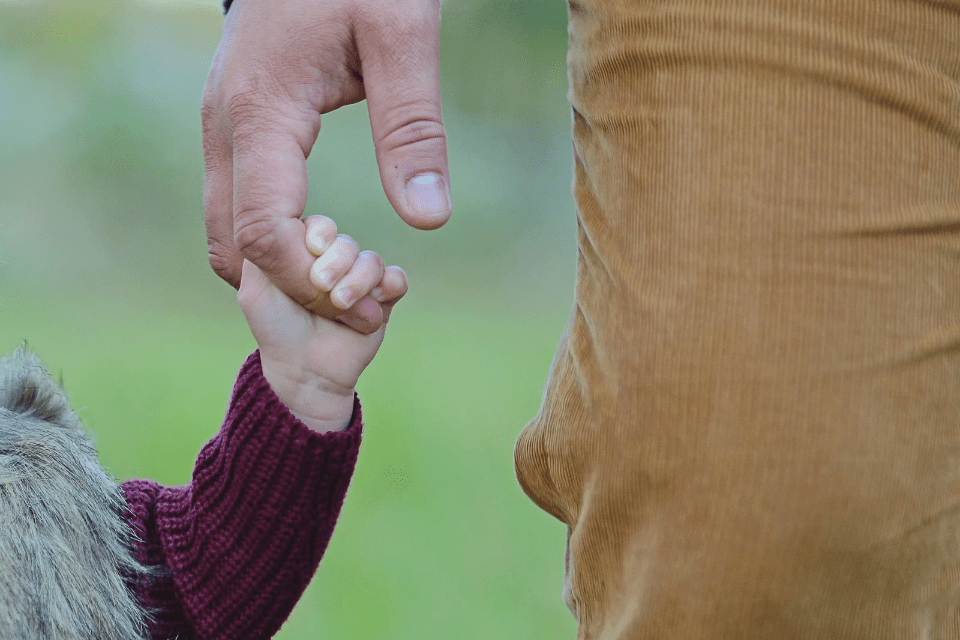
[123, 351, 362, 639]
[515, 1, 960, 638]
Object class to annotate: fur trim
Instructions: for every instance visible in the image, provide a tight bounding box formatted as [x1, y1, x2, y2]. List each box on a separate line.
[0, 344, 150, 639]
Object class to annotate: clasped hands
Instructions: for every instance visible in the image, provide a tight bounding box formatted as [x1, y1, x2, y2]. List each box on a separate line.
[201, 0, 451, 334]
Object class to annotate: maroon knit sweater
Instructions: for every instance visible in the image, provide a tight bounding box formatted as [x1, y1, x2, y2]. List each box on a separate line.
[121, 351, 362, 639]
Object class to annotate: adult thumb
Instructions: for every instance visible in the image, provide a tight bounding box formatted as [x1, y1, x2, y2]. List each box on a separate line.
[357, 0, 452, 230]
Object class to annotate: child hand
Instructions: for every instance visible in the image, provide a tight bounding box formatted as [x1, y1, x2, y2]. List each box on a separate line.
[238, 216, 407, 432]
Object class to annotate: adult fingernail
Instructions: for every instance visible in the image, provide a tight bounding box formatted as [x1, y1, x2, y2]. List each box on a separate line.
[405, 172, 450, 219]
[371, 287, 383, 301]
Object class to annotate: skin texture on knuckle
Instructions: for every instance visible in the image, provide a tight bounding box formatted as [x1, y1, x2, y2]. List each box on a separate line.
[220, 55, 325, 132]
[234, 215, 285, 273]
[355, 0, 438, 53]
[228, 103, 280, 150]
[200, 45, 228, 130]
[223, 74, 289, 131]
[227, 92, 321, 164]
[207, 243, 241, 288]
[202, 54, 282, 134]
[200, 97, 222, 150]
[375, 112, 447, 157]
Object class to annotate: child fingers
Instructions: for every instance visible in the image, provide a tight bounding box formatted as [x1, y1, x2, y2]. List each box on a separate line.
[304, 215, 338, 256]
[372, 266, 407, 304]
[330, 250, 385, 309]
[375, 266, 408, 323]
[309, 234, 360, 291]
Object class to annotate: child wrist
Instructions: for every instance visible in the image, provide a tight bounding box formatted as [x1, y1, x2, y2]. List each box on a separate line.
[259, 360, 355, 432]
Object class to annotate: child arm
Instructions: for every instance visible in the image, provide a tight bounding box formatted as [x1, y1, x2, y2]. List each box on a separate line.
[122, 353, 362, 639]
[123, 217, 405, 638]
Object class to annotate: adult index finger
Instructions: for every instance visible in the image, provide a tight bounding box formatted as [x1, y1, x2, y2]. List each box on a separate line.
[231, 112, 384, 332]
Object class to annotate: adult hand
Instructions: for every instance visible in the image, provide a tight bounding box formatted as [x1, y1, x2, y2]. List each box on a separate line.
[202, 0, 450, 334]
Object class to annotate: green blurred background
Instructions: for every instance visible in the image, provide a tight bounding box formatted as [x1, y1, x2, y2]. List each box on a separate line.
[0, 0, 579, 637]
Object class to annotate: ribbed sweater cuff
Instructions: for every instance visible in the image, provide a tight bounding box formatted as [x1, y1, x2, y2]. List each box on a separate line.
[154, 350, 362, 638]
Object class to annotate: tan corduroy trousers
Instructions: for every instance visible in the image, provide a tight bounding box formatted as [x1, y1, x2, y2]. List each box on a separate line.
[513, 1, 960, 638]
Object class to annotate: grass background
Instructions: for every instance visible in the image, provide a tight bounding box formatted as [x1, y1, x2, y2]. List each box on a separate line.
[0, 0, 579, 637]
